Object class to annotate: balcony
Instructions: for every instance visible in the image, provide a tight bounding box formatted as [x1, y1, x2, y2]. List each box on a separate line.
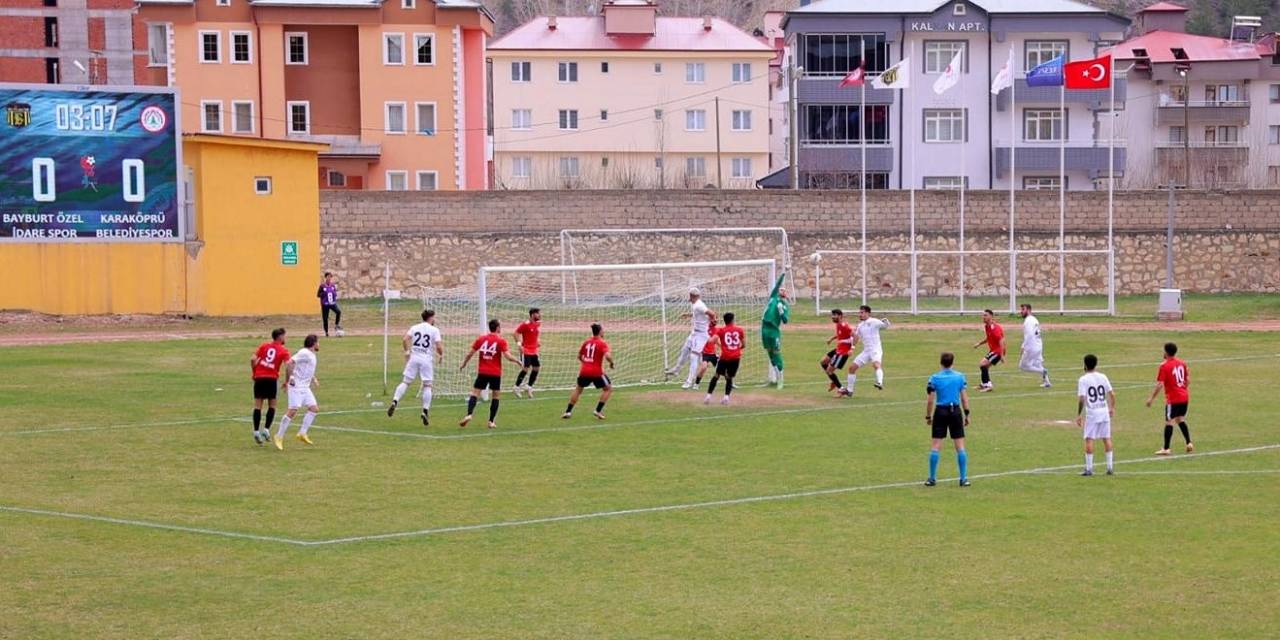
[288, 134, 381, 159]
[798, 74, 897, 105]
[1156, 100, 1251, 126]
[798, 142, 894, 172]
[994, 77, 1128, 112]
[994, 141, 1125, 179]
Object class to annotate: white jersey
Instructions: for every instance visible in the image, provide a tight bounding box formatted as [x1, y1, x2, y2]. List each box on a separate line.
[856, 318, 889, 354]
[1077, 371, 1113, 420]
[406, 322, 443, 362]
[289, 348, 318, 387]
[691, 299, 710, 334]
[1022, 314, 1043, 349]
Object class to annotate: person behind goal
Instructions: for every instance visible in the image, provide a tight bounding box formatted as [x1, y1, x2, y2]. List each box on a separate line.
[388, 309, 443, 427]
[458, 319, 522, 429]
[562, 323, 615, 420]
[704, 312, 745, 406]
[513, 308, 542, 398]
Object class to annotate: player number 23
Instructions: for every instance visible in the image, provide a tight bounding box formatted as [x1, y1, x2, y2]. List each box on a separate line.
[412, 332, 432, 349]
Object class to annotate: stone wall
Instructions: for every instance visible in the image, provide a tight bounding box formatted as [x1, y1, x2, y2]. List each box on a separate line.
[320, 190, 1280, 299]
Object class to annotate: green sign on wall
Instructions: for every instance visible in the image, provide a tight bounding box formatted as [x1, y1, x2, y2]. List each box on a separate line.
[281, 241, 298, 266]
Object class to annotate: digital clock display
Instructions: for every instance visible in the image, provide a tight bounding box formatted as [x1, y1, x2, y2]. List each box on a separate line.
[54, 102, 120, 132]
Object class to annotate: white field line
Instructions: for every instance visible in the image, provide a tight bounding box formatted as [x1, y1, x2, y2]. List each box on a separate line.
[3, 444, 1275, 547]
[1033, 469, 1280, 476]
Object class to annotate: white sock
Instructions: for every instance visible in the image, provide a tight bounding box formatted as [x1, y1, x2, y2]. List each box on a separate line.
[393, 382, 409, 403]
[768, 365, 778, 383]
[421, 386, 433, 409]
[1105, 451, 1114, 471]
[777, 370, 784, 388]
[847, 373, 856, 391]
[687, 358, 699, 384]
[875, 368, 884, 386]
[275, 415, 292, 438]
[300, 411, 316, 435]
[1085, 453, 1094, 472]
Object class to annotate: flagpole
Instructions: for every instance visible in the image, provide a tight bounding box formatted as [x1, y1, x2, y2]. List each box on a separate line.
[860, 63, 868, 307]
[1008, 51, 1017, 315]
[958, 49, 966, 315]
[909, 41, 917, 315]
[1107, 54, 1116, 316]
[1058, 82, 1066, 314]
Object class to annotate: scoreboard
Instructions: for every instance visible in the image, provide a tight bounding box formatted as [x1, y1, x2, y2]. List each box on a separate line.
[0, 84, 182, 242]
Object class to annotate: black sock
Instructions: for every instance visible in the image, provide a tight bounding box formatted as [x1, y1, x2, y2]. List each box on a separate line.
[595, 401, 606, 413]
[980, 366, 990, 384]
[515, 370, 528, 387]
[466, 396, 477, 416]
[827, 372, 841, 386]
[708, 377, 720, 394]
[252, 408, 261, 430]
[488, 399, 500, 422]
[264, 408, 276, 430]
[695, 375, 703, 384]
[1163, 425, 1173, 449]
[725, 379, 735, 396]
[565, 402, 575, 414]
[528, 370, 539, 387]
[1179, 421, 1192, 444]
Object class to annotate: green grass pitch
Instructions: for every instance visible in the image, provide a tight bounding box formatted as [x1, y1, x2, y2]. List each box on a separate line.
[1, 323, 1278, 638]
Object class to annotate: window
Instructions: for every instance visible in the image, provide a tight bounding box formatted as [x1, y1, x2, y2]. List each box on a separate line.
[254, 177, 272, 195]
[559, 157, 580, 178]
[146, 23, 169, 66]
[731, 157, 752, 179]
[924, 109, 965, 143]
[1023, 176, 1062, 190]
[602, 157, 610, 167]
[413, 34, 434, 65]
[732, 62, 752, 83]
[1204, 125, 1240, 144]
[327, 171, 346, 187]
[200, 100, 222, 133]
[558, 62, 578, 82]
[1204, 84, 1241, 103]
[384, 33, 405, 65]
[385, 102, 407, 134]
[953, 2, 966, 15]
[923, 176, 966, 190]
[1271, 84, 1280, 103]
[654, 109, 663, 121]
[199, 31, 221, 63]
[655, 156, 664, 169]
[287, 101, 310, 134]
[512, 109, 532, 130]
[231, 100, 254, 134]
[685, 109, 706, 131]
[402, 0, 415, 7]
[803, 104, 891, 143]
[558, 109, 578, 130]
[416, 170, 438, 191]
[685, 62, 706, 83]
[1270, 166, 1280, 187]
[925, 41, 966, 74]
[230, 31, 252, 64]
[285, 32, 308, 65]
[216, 0, 230, 6]
[415, 102, 436, 135]
[1169, 84, 1188, 104]
[1024, 40, 1067, 71]
[600, 109, 608, 121]
[731, 109, 752, 131]
[1270, 125, 1280, 145]
[1024, 108, 1064, 141]
[386, 171, 408, 191]
[601, 61, 609, 73]
[653, 62, 663, 74]
[511, 61, 531, 82]
[1168, 126, 1186, 143]
[801, 33, 890, 76]
[686, 157, 706, 178]
[512, 157, 532, 179]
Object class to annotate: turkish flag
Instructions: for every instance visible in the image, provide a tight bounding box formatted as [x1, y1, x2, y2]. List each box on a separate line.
[1065, 54, 1111, 90]
[839, 65, 865, 88]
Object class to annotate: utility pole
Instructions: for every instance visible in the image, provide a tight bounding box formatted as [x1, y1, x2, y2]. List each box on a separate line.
[715, 96, 723, 189]
[1177, 64, 1190, 187]
[790, 62, 801, 189]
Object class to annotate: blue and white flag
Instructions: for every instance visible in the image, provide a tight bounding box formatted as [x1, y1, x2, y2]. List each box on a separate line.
[1025, 56, 1064, 87]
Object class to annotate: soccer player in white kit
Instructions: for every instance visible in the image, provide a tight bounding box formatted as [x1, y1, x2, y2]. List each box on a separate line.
[273, 334, 321, 450]
[844, 305, 889, 396]
[665, 288, 717, 390]
[1018, 303, 1052, 388]
[388, 309, 444, 427]
[1075, 353, 1115, 476]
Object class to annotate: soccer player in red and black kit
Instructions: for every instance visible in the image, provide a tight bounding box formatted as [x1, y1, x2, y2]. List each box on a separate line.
[704, 313, 745, 405]
[1146, 342, 1193, 455]
[513, 308, 541, 398]
[563, 323, 615, 420]
[694, 318, 719, 388]
[972, 309, 1007, 392]
[250, 328, 290, 445]
[458, 319, 522, 429]
[821, 309, 855, 397]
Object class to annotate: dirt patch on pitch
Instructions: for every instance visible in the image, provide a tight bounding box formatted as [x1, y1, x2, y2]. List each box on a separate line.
[633, 388, 811, 408]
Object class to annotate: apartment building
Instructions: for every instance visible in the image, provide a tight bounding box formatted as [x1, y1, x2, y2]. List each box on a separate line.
[762, 10, 789, 174]
[0, 0, 136, 85]
[133, 0, 492, 190]
[762, 0, 1129, 191]
[1115, 3, 1280, 188]
[488, 0, 775, 190]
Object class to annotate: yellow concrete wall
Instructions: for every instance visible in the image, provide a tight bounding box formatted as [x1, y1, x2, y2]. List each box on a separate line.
[0, 243, 187, 315]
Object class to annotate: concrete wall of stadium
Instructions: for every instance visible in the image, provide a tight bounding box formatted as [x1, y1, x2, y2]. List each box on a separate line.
[319, 189, 1280, 299]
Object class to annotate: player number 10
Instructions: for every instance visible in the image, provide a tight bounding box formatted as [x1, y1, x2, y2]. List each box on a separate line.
[32, 158, 146, 203]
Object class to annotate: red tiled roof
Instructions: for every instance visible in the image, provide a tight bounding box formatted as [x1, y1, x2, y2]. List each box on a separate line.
[1139, 1, 1188, 12]
[1112, 29, 1265, 63]
[490, 16, 774, 52]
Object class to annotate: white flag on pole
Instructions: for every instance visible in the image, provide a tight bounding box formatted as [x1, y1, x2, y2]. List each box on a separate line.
[991, 46, 1015, 95]
[932, 50, 963, 95]
[870, 57, 910, 90]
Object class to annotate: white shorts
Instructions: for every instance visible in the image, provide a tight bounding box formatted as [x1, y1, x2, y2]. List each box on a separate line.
[685, 332, 710, 354]
[287, 385, 317, 409]
[1083, 416, 1111, 440]
[402, 354, 435, 384]
[853, 350, 882, 368]
[1019, 347, 1044, 372]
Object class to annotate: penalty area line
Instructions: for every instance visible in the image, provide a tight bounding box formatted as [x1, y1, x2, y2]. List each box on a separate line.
[0, 505, 310, 546]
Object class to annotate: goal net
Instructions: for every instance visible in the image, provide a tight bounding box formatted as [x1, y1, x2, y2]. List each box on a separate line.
[384, 259, 778, 397]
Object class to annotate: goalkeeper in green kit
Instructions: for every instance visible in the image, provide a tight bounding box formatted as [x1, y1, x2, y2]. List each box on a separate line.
[761, 272, 791, 389]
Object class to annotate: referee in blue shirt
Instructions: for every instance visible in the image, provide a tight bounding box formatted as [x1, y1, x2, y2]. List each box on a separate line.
[925, 352, 971, 487]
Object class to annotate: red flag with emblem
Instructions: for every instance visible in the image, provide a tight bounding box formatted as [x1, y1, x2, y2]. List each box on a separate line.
[839, 64, 865, 88]
[1064, 54, 1111, 90]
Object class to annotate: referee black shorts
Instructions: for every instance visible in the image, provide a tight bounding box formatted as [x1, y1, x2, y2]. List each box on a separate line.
[932, 405, 965, 440]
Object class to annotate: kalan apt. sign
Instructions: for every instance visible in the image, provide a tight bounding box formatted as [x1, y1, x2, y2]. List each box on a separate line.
[910, 21, 987, 32]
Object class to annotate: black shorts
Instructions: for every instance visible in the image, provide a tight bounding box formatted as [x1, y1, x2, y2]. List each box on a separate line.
[1166, 402, 1189, 420]
[576, 375, 611, 389]
[984, 352, 1003, 366]
[702, 353, 719, 365]
[931, 406, 966, 440]
[715, 358, 741, 378]
[522, 354, 541, 368]
[253, 378, 278, 400]
[826, 350, 849, 370]
[473, 374, 501, 391]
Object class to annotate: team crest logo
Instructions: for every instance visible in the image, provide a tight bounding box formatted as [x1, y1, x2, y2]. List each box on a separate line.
[140, 105, 167, 133]
[80, 155, 99, 192]
[5, 102, 31, 128]
[879, 67, 900, 86]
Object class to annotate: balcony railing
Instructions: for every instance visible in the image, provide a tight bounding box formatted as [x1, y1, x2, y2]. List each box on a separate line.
[1153, 140, 1248, 148]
